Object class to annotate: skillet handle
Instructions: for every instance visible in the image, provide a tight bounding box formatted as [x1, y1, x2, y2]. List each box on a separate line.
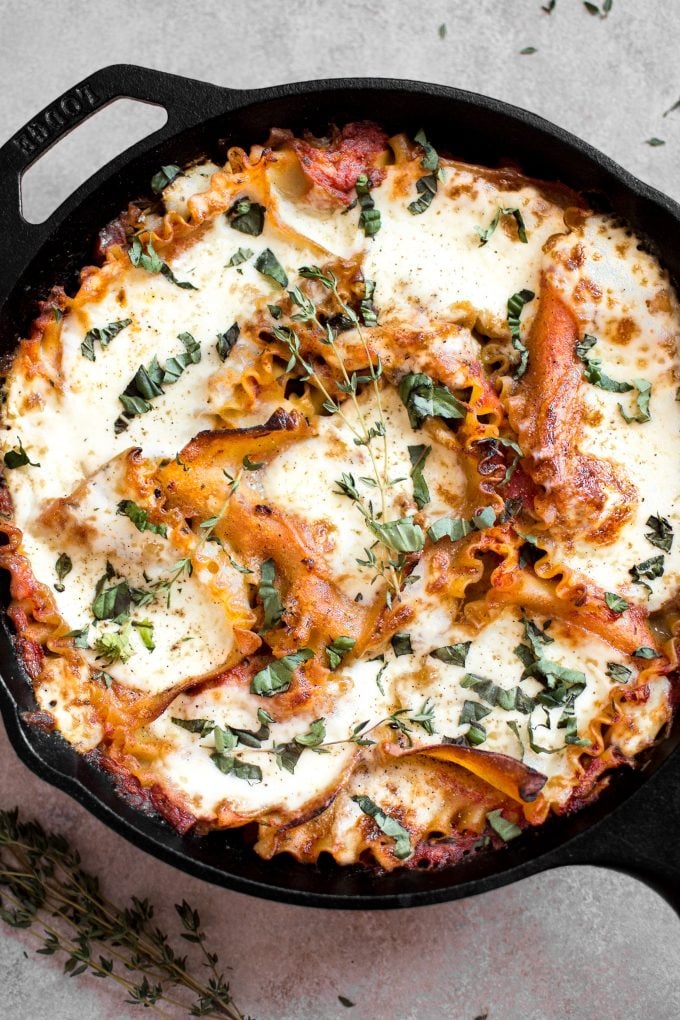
[546, 746, 680, 915]
[0, 64, 232, 268]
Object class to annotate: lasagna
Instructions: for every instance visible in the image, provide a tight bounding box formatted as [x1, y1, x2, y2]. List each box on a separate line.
[1, 124, 678, 870]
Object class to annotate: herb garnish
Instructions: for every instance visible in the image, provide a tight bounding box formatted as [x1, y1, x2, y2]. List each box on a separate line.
[3, 437, 39, 469]
[351, 795, 412, 859]
[326, 636, 356, 669]
[355, 174, 381, 236]
[604, 592, 629, 613]
[117, 499, 168, 537]
[226, 198, 265, 236]
[507, 289, 535, 377]
[632, 646, 663, 659]
[391, 632, 413, 657]
[427, 506, 496, 543]
[116, 332, 201, 428]
[408, 444, 431, 509]
[217, 322, 239, 361]
[461, 672, 535, 714]
[606, 662, 633, 683]
[430, 641, 471, 666]
[629, 554, 664, 592]
[618, 379, 652, 424]
[254, 248, 288, 288]
[576, 335, 651, 421]
[129, 237, 198, 290]
[54, 552, 72, 593]
[81, 318, 132, 361]
[250, 648, 314, 696]
[645, 514, 674, 553]
[398, 372, 466, 429]
[227, 247, 254, 269]
[486, 809, 522, 841]
[150, 164, 183, 193]
[257, 558, 284, 633]
[476, 207, 528, 246]
[407, 129, 444, 215]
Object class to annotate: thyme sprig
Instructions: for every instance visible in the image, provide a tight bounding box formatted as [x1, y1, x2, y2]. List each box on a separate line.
[273, 266, 416, 598]
[0, 808, 249, 1018]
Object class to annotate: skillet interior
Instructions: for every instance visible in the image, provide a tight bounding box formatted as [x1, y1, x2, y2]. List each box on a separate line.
[0, 73, 679, 909]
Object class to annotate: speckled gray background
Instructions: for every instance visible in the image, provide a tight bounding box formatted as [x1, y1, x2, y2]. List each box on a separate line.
[1, 1, 679, 1017]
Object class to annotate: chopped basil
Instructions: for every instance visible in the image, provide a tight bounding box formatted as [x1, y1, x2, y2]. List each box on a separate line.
[604, 591, 629, 613]
[216, 322, 239, 361]
[255, 248, 288, 288]
[258, 558, 284, 633]
[606, 662, 633, 683]
[645, 514, 674, 553]
[576, 333, 634, 394]
[355, 174, 381, 237]
[618, 379, 652, 423]
[93, 623, 134, 665]
[507, 289, 534, 378]
[486, 809, 522, 841]
[65, 624, 90, 649]
[629, 554, 664, 592]
[632, 646, 663, 659]
[351, 795, 412, 859]
[407, 130, 443, 216]
[461, 673, 535, 713]
[118, 333, 201, 424]
[227, 247, 254, 268]
[391, 632, 413, 657]
[117, 500, 167, 537]
[274, 741, 305, 774]
[646, 138, 666, 147]
[427, 507, 496, 544]
[476, 207, 528, 246]
[430, 642, 471, 666]
[54, 552, 72, 593]
[226, 198, 265, 236]
[129, 237, 198, 290]
[150, 164, 183, 193]
[268, 303, 282, 319]
[519, 46, 538, 55]
[242, 454, 264, 471]
[250, 648, 314, 696]
[132, 619, 155, 651]
[210, 752, 262, 784]
[360, 278, 378, 325]
[81, 318, 132, 361]
[367, 516, 425, 553]
[294, 718, 326, 747]
[172, 716, 215, 738]
[326, 636, 356, 670]
[92, 579, 132, 621]
[398, 372, 466, 429]
[4, 437, 39, 470]
[408, 444, 431, 509]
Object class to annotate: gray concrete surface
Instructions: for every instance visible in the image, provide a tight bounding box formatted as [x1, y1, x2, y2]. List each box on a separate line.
[1, 1, 679, 1017]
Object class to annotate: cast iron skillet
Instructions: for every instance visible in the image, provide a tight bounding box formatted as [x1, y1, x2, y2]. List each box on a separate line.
[0, 65, 679, 912]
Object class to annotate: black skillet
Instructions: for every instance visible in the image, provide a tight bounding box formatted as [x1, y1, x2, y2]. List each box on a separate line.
[0, 65, 678, 912]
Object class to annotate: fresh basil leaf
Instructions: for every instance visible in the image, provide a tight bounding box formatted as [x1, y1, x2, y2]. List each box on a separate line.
[81, 318, 132, 361]
[398, 372, 466, 428]
[251, 648, 313, 696]
[367, 516, 425, 553]
[118, 334, 201, 423]
[268, 303, 282, 319]
[93, 623, 134, 665]
[507, 289, 534, 378]
[360, 277, 378, 325]
[618, 378, 652, 423]
[294, 718, 326, 748]
[355, 174, 381, 237]
[429, 642, 471, 666]
[255, 248, 288, 288]
[486, 809, 522, 842]
[92, 580, 132, 621]
[644, 514, 674, 553]
[606, 662, 633, 684]
[629, 554, 664, 590]
[408, 444, 431, 509]
[427, 517, 474, 543]
[227, 198, 265, 236]
[54, 552, 72, 593]
[576, 333, 632, 393]
[150, 164, 183, 193]
[171, 716, 215, 738]
[132, 619, 155, 651]
[604, 591, 629, 613]
[351, 795, 412, 859]
[210, 753, 262, 784]
[326, 636, 355, 670]
[214, 725, 238, 753]
[632, 646, 663, 659]
[64, 625, 90, 649]
[476, 207, 528, 246]
[473, 506, 496, 529]
[227, 247, 254, 268]
[258, 558, 284, 633]
[117, 500, 167, 537]
[460, 700, 492, 725]
[4, 437, 39, 470]
[217, 322, 239, 361]
[391, 632, 413, 657]
[129, 237, 198, 290]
